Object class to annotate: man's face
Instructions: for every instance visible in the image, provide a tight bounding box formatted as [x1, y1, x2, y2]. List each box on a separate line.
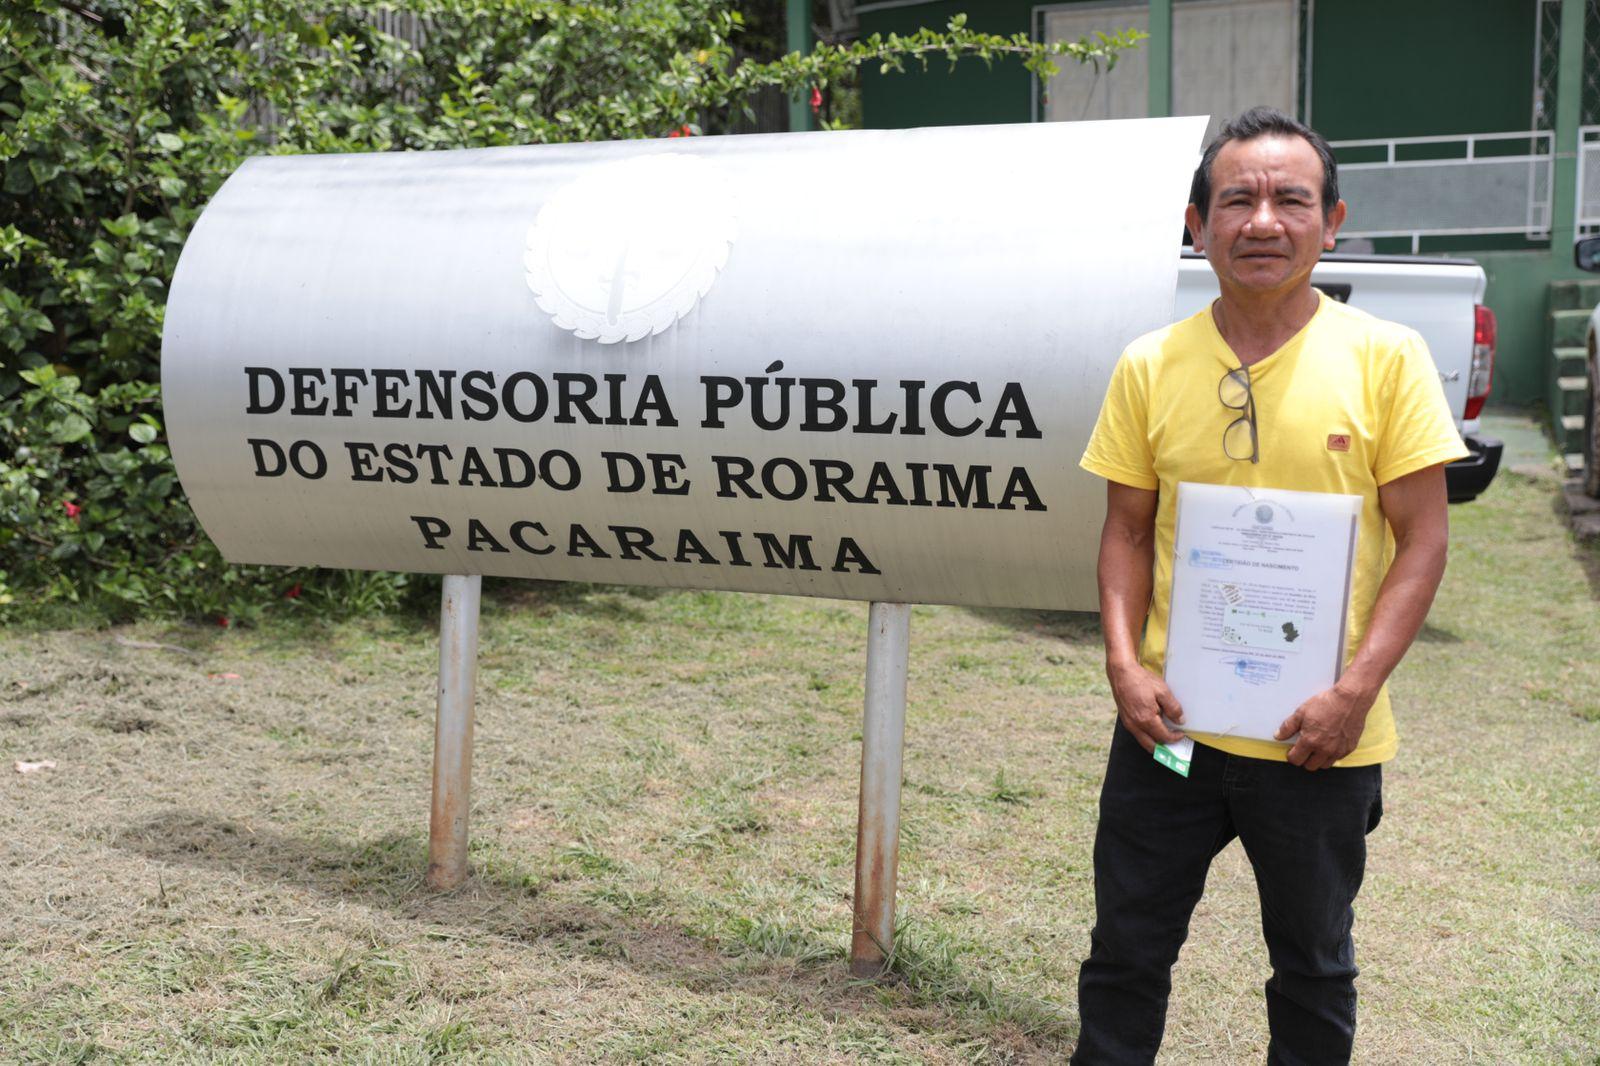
[1184, 134, 1347, 297]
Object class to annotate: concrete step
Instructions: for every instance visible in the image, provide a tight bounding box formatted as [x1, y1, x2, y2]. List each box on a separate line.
[1550, 308, 1592, 347]
[1548, 278, 1600, 311]
[1558, 375, 1591, 415]
[1564, 453, 1586, 479]
[1555, 346, 1589, 378]
[1550, 279, 1600, 311]
[1565, 479, 1600, 540]
[1567, 479, 1600, 514]
[1557, 413, 1587, 456]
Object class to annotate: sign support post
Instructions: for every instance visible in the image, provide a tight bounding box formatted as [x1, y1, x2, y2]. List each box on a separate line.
[426, 574, 482, 891]
[850, 601, 911, 978]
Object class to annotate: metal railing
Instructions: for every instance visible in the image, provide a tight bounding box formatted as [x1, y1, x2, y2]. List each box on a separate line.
[1330, 130, 1554, 252]
[1576, 125, 1600, 231]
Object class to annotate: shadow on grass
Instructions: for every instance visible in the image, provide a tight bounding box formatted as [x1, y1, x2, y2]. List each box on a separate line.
[485, 579, 668, 624]
[963, 608, 1103, 645]
[112, 810, 1078, 1053]
[140, 580, 679, 659]
[1416, 622, 1463, 644]
[1575, 540, 1600, 601]
[1546, 482, 1600, 600]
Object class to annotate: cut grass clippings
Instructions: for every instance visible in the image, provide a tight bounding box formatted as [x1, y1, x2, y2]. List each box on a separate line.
[1, 413, 1597, 1063]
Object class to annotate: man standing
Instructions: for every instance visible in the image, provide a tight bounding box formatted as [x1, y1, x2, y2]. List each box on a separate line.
[1072, 107, 1467, 1064]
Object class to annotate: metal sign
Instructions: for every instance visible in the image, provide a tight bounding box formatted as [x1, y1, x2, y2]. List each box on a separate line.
[162, 118, 1205, 611]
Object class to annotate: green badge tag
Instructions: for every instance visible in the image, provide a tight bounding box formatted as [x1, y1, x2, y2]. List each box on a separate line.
[1154, 736, 1194, 778]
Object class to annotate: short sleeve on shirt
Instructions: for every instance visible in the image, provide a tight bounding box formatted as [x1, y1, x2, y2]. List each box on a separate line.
[1373, 330, 1471, 485]
[1080, 350, 1158, 490]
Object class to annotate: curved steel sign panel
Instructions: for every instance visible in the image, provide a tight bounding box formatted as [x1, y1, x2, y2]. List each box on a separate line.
[162, 118, 1207, 610]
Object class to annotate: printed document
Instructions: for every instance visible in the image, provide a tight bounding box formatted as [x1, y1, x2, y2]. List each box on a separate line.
[1163, 482, 1361, 743]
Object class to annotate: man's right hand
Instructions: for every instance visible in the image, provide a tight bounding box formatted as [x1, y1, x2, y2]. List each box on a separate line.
[1107, 658, 1186, 754]
[1094, 481, 1178, 754]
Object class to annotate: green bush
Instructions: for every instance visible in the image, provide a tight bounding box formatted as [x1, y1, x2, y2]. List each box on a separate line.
[0, 0, 1137, 622]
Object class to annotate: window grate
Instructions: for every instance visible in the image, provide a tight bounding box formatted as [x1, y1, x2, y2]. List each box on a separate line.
[1585, 0, 1600, 125]
[1536, 0, 1600, 129]
[1536, 0, 1562, 132]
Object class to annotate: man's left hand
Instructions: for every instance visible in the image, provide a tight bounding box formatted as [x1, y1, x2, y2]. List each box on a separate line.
[1275, 684, 1374, 771]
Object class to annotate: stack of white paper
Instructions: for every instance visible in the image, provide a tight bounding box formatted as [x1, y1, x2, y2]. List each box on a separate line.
[1163, 482, 1362, 743]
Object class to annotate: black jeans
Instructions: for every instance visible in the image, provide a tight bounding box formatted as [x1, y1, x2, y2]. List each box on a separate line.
[1072, 723, 1383, 1066]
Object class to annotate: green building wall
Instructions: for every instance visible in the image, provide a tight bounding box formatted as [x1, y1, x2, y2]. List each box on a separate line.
[859, 1, 1040, 129]
[857, 0, 1572, 408]
[1307, 0, 1535, 139]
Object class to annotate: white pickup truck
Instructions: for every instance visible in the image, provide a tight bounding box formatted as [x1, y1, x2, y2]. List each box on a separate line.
[1176, 251, 1501, 503]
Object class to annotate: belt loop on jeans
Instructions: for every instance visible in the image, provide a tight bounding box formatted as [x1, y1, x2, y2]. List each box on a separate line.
[1221, 751, 1244, 793]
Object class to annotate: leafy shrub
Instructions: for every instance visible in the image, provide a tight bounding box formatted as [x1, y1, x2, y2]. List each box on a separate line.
[0, 0, 1138, 622]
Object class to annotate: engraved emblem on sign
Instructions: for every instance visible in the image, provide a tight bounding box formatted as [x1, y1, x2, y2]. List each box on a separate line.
[524, 153, 737, 344]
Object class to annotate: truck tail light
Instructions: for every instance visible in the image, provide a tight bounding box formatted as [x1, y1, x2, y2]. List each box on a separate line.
[1465, 303, 1496, 421]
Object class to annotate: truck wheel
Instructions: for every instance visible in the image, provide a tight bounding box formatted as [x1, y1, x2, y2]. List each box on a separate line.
[1588, 356, 1600, 498]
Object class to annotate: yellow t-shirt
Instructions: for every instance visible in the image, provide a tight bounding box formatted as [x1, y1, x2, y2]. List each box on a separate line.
[1079, 294, 1469, 766]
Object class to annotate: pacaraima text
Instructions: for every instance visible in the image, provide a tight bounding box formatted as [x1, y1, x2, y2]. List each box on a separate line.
[409, 516, 881, 575]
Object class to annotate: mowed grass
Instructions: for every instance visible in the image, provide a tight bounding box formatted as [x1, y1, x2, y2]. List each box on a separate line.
[1, 414, 1597, 1064]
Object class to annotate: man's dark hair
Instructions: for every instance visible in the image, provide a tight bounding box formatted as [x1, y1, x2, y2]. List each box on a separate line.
[1189, 106, 1339, 223]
